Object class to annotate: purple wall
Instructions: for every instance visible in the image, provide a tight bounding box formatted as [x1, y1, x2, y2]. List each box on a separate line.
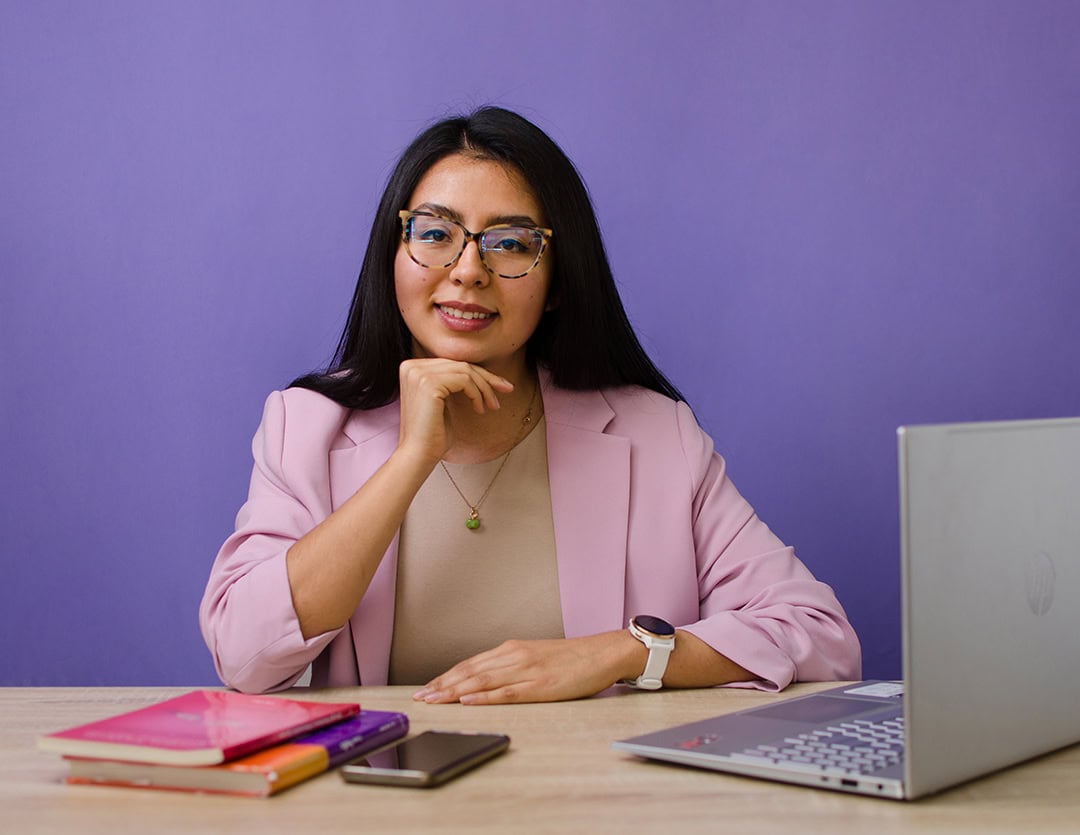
[3, 1, 1078, 685]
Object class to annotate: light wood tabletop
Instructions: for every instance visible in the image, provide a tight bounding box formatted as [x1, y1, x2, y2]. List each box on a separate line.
[5, 684, 1080, 834]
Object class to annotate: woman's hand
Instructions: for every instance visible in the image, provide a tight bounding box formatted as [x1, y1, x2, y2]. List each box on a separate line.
[412, 632, 644, 705]
[411, 630, 757, 704]
[396, 358, 515, 465]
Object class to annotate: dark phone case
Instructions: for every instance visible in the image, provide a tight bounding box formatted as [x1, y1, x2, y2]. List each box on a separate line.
[340, 731, 510, 787]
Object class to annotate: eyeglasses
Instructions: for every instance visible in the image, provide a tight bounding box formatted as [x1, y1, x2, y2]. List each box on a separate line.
[398, 210, 553, 279]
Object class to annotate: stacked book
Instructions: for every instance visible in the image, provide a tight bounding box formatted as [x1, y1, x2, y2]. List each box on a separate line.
[37, 690, 408, 797]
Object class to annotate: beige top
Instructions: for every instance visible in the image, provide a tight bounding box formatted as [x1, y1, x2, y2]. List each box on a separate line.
[388, 417, 564, 685]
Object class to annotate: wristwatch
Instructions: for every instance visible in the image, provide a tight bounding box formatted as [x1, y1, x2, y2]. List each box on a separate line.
[623, 615, 676, 690]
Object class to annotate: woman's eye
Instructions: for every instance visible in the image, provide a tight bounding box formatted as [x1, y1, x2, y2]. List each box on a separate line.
[487, 232, 531, 253]
[418, 229, 448, 242]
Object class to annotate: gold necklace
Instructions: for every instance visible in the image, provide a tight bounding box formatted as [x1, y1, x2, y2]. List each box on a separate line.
[440, 381, 539, 531]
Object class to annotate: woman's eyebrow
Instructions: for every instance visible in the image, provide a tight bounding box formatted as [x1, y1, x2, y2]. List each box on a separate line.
[413, 202, 461, 221]
[412, 202, 541, 228]
[489, 214, 542, 227]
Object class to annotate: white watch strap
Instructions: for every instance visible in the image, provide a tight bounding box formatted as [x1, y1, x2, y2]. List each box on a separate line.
[626, 619, 675, 690]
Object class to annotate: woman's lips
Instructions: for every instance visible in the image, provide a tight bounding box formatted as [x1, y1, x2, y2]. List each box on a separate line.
[436, 303, 497, 331]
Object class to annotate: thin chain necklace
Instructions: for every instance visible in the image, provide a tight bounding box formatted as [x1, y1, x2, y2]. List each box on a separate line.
[440, 380, 539, 531]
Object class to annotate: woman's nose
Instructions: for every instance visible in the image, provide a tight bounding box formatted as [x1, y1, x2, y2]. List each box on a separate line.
[449, 238, 490, 287]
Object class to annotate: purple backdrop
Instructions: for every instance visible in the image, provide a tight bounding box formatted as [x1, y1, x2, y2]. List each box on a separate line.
[3, 1, 1078, 685]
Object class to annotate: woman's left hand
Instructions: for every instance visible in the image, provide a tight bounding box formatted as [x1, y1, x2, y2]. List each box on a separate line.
[412, 632, 642, 705]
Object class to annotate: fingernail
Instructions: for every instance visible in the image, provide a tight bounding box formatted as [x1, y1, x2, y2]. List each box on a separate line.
[412, 688, 432, 700]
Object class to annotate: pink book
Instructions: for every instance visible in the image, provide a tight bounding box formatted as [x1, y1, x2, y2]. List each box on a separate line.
[37, 690, 360, 766]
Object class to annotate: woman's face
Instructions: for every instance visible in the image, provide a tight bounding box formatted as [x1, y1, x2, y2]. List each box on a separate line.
[394, 153, 552, 380]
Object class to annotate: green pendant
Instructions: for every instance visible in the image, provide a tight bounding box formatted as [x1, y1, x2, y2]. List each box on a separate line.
[465, 510, 480, 530]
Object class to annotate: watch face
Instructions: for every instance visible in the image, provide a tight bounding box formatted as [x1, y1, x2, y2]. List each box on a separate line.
[633, 615, 675, 637]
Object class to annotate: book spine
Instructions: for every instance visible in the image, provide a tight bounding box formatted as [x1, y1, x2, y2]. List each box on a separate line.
[325, 715, 409, 768]
[261, 715, 408, 795]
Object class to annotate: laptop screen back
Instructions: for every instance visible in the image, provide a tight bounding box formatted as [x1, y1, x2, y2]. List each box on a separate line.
[899, 418, 1080, 797]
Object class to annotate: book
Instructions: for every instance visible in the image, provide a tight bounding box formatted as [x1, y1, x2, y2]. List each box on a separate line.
[62, 709, 409, 797]
[37, 690, 360, 766]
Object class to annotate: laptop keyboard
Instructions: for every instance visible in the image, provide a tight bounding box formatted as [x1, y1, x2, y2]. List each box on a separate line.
[730, 716, 905, 776]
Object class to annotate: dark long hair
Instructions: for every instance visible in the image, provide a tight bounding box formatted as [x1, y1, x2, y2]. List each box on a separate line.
[291, 106, 682, 408]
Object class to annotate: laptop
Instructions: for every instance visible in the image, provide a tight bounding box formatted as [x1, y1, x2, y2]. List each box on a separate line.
[613, 417, 1080, 799]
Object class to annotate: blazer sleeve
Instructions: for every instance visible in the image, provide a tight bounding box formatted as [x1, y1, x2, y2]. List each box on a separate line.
[673, 402, 862, 690]
[199, 392, 344, 693]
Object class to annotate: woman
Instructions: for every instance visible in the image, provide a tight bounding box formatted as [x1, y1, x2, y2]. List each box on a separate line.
[200, 106, 861, 703]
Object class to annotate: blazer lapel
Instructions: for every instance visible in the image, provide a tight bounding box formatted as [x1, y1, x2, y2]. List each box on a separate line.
[328, 404, 400, 686]
[543, 381, 630, 638]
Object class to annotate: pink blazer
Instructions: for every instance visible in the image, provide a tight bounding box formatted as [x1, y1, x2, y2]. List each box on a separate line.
[200, 376, 861, 694]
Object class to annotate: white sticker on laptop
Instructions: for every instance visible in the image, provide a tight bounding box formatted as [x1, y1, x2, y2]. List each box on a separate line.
[844, 682, 904, 698]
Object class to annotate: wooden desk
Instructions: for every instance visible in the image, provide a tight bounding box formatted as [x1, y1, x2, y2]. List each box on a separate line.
[5, 685, 1080, 834]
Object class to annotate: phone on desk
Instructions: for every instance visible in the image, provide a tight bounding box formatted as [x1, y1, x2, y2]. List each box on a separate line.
[341, 730, 510, 787]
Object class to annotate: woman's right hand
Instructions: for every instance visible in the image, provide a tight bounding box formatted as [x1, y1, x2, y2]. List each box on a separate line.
[395, 358, 515, 466]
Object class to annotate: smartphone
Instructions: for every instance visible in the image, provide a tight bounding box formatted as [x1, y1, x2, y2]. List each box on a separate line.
[340, 730, 510, 787]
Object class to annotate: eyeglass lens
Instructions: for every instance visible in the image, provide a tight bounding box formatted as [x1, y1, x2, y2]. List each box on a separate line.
[404, 214, 544, 278]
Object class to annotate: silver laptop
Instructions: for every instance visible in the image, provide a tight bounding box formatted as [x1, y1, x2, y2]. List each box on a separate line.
[613, 417, 1080, 799]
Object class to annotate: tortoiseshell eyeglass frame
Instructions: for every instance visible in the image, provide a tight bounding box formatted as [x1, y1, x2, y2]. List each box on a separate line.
[398, 210, 554, 279]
